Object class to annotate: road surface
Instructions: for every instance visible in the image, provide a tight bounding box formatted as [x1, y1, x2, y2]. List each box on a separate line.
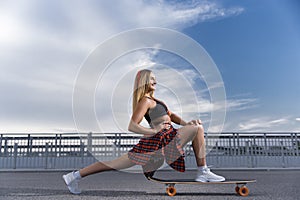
[0, 169, 299, 200]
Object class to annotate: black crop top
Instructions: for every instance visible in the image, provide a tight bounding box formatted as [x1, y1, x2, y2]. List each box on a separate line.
[144, 97, 168, 125]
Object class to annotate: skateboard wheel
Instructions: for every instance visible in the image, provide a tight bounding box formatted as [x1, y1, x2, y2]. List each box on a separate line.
[166, 186, 177, 196]
[238, 186, 249, 197]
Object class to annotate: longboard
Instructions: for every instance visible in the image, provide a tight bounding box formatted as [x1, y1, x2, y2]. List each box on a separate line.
[147, 176, 256, 197]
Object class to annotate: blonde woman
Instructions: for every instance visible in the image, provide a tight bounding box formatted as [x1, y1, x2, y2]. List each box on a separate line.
[63, 69, 225, 194]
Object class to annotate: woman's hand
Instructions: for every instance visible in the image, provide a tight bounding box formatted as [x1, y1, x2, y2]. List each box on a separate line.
[154, 123, 165, 132]
[145, 122, 171, 138]
[160, 122, 171, 130]
[187, 119, 202, 126]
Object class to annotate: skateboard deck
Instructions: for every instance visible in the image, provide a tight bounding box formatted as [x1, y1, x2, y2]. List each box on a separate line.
[147, 176, 256, 197]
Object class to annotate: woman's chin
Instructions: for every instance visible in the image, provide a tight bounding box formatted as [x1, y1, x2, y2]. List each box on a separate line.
[149, 87, 155, 91]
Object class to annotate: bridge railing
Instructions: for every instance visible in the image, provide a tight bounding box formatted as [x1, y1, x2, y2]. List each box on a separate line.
[0, 132, 299, 169]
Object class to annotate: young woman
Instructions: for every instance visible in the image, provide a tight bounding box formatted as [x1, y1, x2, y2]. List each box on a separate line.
[63, 69, 225, 194]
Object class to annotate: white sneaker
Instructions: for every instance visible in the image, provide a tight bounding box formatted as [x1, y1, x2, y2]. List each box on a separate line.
[63, 172, 81, 194]
[195, 168, 225, 182]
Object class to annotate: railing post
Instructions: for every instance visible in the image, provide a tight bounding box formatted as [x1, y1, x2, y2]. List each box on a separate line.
[118, 133, 121, 156]
[252, 137, 256, 167]
[4, 138, 8, 156]
[237, 133, 240, 156]
[246, 140, 251, 168]
[113, 135, 116, 157]
[0, 134, 2, 157]
[13, 143, 18, 169]
[105, 137, 107, 157]
[229, 137, 232, 156]
[53, 135, 57, 168]
[59, 134, 62, 157]
[29, 136, 33, 156]
[264, 133, 267, 156]
[280, 140, 285, 168]
[87, 132, 92, 156]
[80, 142, 84, 168]
[296, 133, 299, 156]
[49, 142, 53, 169]
[55, 134, 58, 157]
[45, 143, 49, 169]
[27, 134, 30, 156]
[215, 141, 219, 167]
[232, 133, 236, 155]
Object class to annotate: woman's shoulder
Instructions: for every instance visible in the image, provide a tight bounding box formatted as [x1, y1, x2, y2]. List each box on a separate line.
[139, 96, 154, 106]
[153, 97, 168, 108]
[152, 97, 164, 103]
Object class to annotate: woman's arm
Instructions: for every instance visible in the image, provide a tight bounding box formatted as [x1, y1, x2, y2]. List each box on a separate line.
[169, 111, 202, 126]
[128, 120, 157, 136]
[128, 97, 159, 136]
[169, 111, 187, 126]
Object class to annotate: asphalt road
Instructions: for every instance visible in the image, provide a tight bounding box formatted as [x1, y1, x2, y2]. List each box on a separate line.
[0, 169, 299, 200]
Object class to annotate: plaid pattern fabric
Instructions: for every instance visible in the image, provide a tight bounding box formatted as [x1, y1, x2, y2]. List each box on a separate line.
[128, 126, 185, 172]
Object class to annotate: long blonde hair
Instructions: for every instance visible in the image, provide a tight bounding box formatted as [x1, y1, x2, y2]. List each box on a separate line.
[132, 69, 154, 112]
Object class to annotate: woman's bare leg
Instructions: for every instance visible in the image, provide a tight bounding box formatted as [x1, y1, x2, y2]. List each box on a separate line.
[177, 124, 225, 182]
[79, 153, 135, 178]
[177, 124, 206, 167]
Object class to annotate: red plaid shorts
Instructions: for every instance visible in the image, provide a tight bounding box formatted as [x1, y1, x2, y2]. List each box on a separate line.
[128, 125, 185, 172]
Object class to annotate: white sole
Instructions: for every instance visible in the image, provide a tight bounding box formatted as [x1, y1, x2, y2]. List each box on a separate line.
[195, 177, 225, 182]
[207, 178, 226, 182]
[195, 178, 208, 182]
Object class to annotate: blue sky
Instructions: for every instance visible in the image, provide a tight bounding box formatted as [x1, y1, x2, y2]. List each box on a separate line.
[183, 0, 300, 131]
[0, 0, 299, 133]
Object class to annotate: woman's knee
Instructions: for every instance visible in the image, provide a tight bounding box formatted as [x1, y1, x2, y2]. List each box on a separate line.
[196, 124, 204, 134]
[189, 124, 204, 138]
[189, 124, 204, 134]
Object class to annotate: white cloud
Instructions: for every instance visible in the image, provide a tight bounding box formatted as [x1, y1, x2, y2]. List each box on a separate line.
[238, 117, 290, 132]
[226, 98, 258, 111]
[0, 0, 244, 132]
[133, 0, 244, 29]
[165, 1, 244, 28]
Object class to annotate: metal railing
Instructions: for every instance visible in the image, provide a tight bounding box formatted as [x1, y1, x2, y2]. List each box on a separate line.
[0, 132, 299, 170]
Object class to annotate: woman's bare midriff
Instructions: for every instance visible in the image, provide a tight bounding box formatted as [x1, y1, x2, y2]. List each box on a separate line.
[151, 115, 172, 131]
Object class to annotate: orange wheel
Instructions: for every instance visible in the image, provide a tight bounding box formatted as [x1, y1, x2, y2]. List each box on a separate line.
[235, 186, 240, 194]
[238, 186, 249, 197]
[166, 186, 177, 196]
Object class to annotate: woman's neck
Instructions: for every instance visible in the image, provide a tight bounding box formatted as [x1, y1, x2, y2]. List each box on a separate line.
[144, 92, 153, 98]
